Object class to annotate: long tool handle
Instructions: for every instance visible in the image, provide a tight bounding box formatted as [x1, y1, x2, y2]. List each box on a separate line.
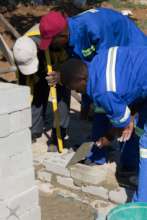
[45, 49, 63, 153]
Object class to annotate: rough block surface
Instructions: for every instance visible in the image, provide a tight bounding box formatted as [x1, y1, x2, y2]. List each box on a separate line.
[70, 163, 107, 185]
[0, 168, 35, 200]
[0, 129, 31, 157]
[82, 186, 108, 200]
[57, 176, 80, 190]
[37, 169, 52, 182]
[0, 186, 39, 218]
[108, 187, 128, 204]
[0, 83, 30, 114]
[0, 108, 31, 138]
[20, 206, 41, 220]
[0, 149, 33, 178]
[43, 152, 74, 177]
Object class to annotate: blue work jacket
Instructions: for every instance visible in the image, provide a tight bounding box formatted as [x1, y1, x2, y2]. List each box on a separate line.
[68, 8, 147, 60]
[87, 46, 147, 128]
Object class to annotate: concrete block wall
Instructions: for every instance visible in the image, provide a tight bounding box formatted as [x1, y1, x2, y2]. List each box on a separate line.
[0, 83, 41, 220]
[35, 151, 134, 206]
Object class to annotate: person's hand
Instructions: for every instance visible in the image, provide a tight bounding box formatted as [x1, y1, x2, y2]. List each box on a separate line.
[46, 71, 60, 86]
[96, 137, 111, 148]
[117, 117, 134, 142]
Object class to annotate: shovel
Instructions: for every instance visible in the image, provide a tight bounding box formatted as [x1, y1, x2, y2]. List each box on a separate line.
[66, 142, 94, 168]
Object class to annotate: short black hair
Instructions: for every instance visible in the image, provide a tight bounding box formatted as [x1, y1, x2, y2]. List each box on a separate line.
[60, 58, 88, 86]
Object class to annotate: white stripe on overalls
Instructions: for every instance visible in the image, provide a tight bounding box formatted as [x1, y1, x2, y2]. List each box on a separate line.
[106, 47, 130, 123]
[120, 106, 130, 123]
[140, 148, 147, 158]
[106, 46, 118, 92]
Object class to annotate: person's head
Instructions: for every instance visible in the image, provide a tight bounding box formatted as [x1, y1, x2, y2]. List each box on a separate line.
[13, 36, 39, 75]
[39, 11, 68, 50]
[60, 58, 88, 94]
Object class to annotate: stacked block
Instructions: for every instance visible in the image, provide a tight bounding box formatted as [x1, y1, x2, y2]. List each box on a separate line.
[0, 83, 41, 220]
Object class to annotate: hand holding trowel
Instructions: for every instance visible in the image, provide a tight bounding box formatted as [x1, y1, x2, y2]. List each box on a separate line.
[66, 136, 118, 168]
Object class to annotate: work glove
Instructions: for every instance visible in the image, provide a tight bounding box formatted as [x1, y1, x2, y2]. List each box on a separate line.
[46, 71, 60, 86]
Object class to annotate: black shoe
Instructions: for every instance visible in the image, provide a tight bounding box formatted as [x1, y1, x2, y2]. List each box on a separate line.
[32, 133, 42, 143]
[32, 133, 42, 139]
[50, 127, 67, 146]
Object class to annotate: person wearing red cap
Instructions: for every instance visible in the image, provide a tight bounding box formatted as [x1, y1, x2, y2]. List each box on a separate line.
[39, 8, 147, 58]
[39, 11, 69, 50]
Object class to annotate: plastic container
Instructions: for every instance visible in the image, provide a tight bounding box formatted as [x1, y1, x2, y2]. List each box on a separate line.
[107, 203, 147, 220]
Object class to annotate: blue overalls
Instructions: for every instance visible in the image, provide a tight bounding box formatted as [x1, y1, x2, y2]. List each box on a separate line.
[87, 46, 147, 202]
[68, 8, 147, 166]
[68, 7, 147, 60]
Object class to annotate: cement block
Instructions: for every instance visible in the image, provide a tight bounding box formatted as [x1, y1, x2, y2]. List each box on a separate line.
[2, 207, 41, 220]
[60, 151, 75, 161]
[37, 169, 52, 182]
[8, 186, 39, 217]
[95, 203, 117, 220]
[35, 152, 75, 177]
[82, 186, 108, 200]
[56, 176, 80, 190]
[0, 114, 9, 137]
[90, 200, 109, 209]
[70, 164, 107, 185]
[0, 149, 33, 177]
[0, 168, 35, 201]
[0, 203, 9, 219]
[3, 217, 18, 220]
[0, 129, 31, 157]
[57, 189, 80, 201]
[43, 154, 72, 177]
[34, 151, 73, 165]
[20, 206, 41, 220]
[10, 108, 32, 134]
[38, 182, 55, 194]
[0, 83, 30, 115]
[0, 108, 31, 137]
[0, 186, 39, 218]
[108, 187, 128, 204]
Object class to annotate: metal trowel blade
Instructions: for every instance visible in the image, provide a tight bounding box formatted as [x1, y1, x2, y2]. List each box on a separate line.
[66, 142, 94, 168]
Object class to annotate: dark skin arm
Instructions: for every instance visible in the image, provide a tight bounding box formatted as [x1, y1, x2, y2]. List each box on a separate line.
[96, 114, 135, 148]
[96, 100, 147, 147]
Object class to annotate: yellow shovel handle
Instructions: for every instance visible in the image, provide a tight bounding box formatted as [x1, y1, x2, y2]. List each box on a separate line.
[45, 49, 63, 153]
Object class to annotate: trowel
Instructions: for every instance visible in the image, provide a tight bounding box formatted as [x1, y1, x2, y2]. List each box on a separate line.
[66, 142, 94, 168]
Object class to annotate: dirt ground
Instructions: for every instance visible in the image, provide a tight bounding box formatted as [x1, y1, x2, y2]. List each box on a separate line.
[40, 194, 96, 220]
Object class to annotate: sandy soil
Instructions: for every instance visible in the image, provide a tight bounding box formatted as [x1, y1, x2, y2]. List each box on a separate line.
[40, 194, 96, 220]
